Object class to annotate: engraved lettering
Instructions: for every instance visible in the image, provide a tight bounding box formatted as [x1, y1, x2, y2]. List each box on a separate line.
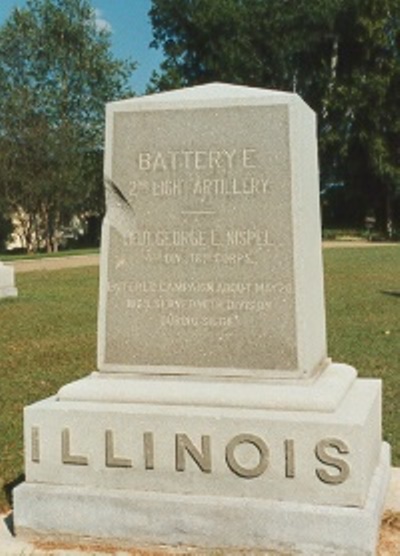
[110, 274, 292, 332]
[138, 152, 151, 170]
[129, 179, 149, 197]
[34, 428, 355, 486]
[226, 434, 269, 478]
[189, 252, 255, 265]
[137, 149, 259, 172]
[31, 426, 40, 463]
[152, 179, 183, 197]
[169, 151, 180, 170]
[123, 229, 269, 248]
[105, 430, 132, 468]
[315, 438, 350, 485]
[124, 230, 208, 247]
[285, 439, 295, 478]
[144, 432, 155, 470]
[161, 315, 234, 328]
[243, 148, 257, 168]
[111, 280, 286, 296]
[191, 177, 269, 197]
[153, 152, 168, 171]
[176, 433, 212, 473]
[209, 150, 223, 168]
[126, 296, 270, 315]
[226, 229, 269, 247]
[61, 429, 88, 466]
[210, 230, 223, 246]
[254, 282, 292, 294]
[224, 149, 236, 168]
[194, 150, 207, 169]
[182, 150, 194, 168]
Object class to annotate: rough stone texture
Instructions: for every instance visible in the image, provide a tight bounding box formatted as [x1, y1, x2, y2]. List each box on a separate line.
[14, 442, 390, 556]
[57, 362, 356, 412]
[99, 83, 327, 379]
[13, 84, 390, 555]
[24, 374, 381, 507]
[0, 262, 17, 298]
[3, 476, 400, 555]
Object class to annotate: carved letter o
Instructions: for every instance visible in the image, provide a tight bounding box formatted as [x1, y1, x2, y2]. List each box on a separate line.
[226, 434, 269, 478]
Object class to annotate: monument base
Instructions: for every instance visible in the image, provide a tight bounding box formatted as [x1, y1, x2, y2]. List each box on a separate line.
[14, 365, 390, 554]
[14, 443, 390, 555]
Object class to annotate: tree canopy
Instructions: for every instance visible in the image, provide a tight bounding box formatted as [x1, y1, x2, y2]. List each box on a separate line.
[149, 0, 400, 235]
[0, 0, 135, 252]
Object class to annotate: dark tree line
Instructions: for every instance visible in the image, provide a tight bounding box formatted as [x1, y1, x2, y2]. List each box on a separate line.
[149, 0, 400, 236]
[0, 0, 398, 250]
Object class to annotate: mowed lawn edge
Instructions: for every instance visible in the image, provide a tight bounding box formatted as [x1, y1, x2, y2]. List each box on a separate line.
[0, 245, 399, 511]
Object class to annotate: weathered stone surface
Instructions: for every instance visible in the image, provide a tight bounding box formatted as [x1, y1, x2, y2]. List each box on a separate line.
[57, 362, 356, 412]
[99, 83, 327, 379]
[14, 83, 390, 555]
[15, 442, 391, 555]
[0, 262, 17, 299]
[25, 375, 381, 507]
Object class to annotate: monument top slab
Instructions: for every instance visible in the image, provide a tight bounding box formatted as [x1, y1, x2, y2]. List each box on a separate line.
[99, 83, 327, 379]
[107, 82, 308, 111]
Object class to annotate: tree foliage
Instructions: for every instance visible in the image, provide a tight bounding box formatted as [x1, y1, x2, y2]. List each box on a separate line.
[149, 0, 400, 235]
[0, 0, 135, 252]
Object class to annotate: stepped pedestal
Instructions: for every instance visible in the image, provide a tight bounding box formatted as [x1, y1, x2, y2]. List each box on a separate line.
[14, 84, 390, 555]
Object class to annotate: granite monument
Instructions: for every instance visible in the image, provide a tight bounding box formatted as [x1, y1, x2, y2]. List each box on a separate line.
[14, 84, 390, 555]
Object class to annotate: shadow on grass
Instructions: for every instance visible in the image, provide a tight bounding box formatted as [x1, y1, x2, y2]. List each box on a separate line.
[3, 474, 24, 508]
[2, 474, 25, 536]
[3, 512, 14, 536]
[380, 290, 400, 298]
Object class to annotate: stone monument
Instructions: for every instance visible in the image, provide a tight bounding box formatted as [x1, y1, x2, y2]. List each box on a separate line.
[0, 261, 18, 298]
[14, 84, 390, 555]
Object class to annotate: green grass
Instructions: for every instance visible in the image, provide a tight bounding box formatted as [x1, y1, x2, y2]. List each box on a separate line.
[0, 246, 399, 511]
[0, 267, 98, 511]
[324, 246, 400, 463]
[1, 247, 99, 262]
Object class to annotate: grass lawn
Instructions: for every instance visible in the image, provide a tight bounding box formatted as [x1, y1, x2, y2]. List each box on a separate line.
[0, 267, 98, 511]
[324, 246, 399, 466]
[0, 246, 399, 511]
[1, 247, 99, 262]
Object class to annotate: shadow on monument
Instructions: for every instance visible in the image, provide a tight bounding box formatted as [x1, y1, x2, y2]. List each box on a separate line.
[3, 474, 25, 535]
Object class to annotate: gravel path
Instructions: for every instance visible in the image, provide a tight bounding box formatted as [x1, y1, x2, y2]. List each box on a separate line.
[323, 240, 398, 249]
[9, 253, 100, 273]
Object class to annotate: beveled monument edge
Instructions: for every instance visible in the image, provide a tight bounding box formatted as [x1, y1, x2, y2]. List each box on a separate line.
[57, 361, 356, 412]
[13, 442, 391, 554]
